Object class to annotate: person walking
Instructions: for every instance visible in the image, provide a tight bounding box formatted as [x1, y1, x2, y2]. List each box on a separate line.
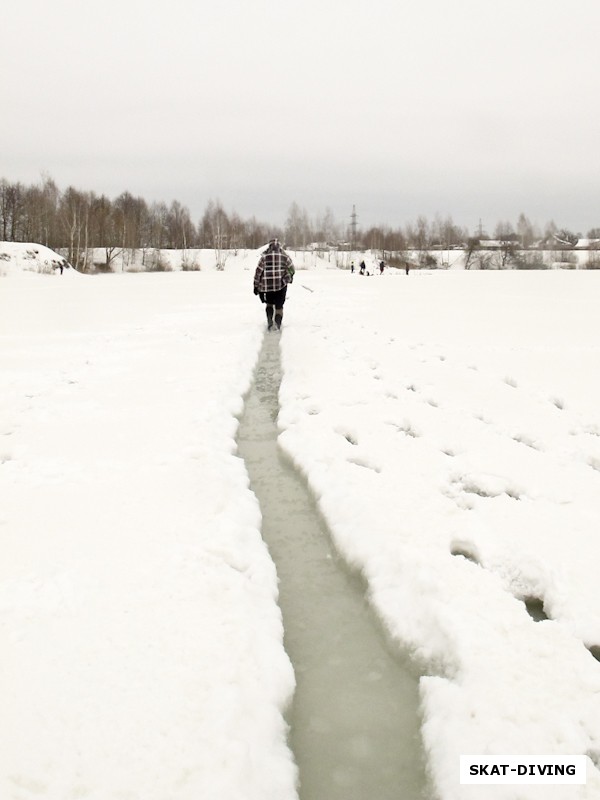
[253, 238, 295, 330]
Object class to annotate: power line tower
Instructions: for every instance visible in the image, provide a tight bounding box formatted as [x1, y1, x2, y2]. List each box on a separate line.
[350, 205, 358, 250]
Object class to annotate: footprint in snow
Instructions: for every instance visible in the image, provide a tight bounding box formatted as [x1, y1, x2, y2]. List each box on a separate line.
[511, 433, 541, 450]
[388, 421, 420, 438]
[347, 456, 381, 473]
[523, 596, 548, 622]
[450, 540, 481, 565]
[587, 645, 600, 664]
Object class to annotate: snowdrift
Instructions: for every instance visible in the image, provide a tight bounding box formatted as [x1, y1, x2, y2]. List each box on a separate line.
[0, 242, 71, 277]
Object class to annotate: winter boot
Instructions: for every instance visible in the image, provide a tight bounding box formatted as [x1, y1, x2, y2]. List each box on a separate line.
[274, 311, 283, 330]
[266, 305, 274, 330]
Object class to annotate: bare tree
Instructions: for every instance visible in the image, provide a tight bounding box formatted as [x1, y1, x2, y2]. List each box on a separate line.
[285, 202, 310, 248]
[59, 187, 88, 267]
[543, 219, 557, 246]
[463, 237, 480, 270]
[494, 220, 515, 241]
[228, 212, 246, 254]
[516, 213, 535, 249]
[498, 240, 518, 268]
[165, 200, 195, 249]
[587, 238, 600, 269]
[244, 216, 263, 249]
[314, 207, 338, 245]
[199, 200, 230, 269]
[492, 221, 518, 268]
[0, 181, 26, 241]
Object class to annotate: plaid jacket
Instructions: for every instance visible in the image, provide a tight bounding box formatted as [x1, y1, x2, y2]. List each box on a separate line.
[253, 243, 295, 293]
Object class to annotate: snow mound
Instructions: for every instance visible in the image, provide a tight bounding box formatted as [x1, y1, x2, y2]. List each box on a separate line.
[0, 242, 71, 277]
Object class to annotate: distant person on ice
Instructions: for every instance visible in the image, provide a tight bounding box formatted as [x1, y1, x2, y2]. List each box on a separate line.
[253, 238, 295, 330]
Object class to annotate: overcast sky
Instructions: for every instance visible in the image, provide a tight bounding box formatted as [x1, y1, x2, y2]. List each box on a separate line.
[2, 0, 599, 233]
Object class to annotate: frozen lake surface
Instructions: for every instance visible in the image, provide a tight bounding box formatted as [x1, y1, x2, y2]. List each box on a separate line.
[2, 247, 600, 799]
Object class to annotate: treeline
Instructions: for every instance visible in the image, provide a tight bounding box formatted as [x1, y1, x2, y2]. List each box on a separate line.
[0, 177, 280, 270]
[2, 176, 598, 271]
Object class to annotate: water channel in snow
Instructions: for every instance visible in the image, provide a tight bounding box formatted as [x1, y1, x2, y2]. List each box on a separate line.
[236, 333, 428, 800]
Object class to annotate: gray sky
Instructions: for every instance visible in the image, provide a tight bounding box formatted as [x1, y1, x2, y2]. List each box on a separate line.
[2, 0, 599, 233]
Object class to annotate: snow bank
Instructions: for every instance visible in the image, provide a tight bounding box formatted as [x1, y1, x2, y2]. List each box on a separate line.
[278, 268, 600, 799]
[0, 242, 70, 277]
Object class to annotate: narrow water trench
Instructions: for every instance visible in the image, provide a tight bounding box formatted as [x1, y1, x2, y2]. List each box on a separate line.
[237, 334, 428, 800]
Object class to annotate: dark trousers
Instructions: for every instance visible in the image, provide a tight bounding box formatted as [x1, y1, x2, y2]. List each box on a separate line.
[264, 286, 287, 308]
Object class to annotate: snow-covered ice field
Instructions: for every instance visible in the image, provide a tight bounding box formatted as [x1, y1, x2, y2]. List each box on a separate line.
[2, 246, 600, 799]
[279, 267, 600, 799]
[1, 253, 295, 800]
